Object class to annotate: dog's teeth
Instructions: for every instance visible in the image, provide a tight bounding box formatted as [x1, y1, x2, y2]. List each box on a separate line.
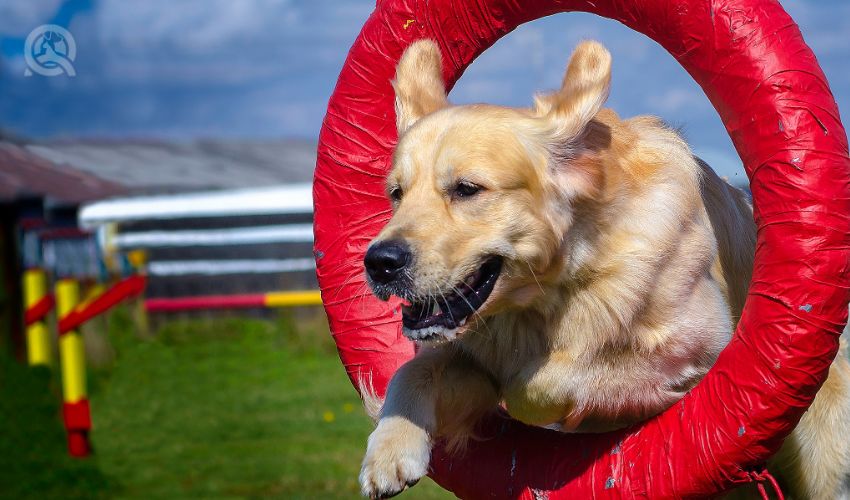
[431, 302, 440, 316]
[402, 324, 459, 343]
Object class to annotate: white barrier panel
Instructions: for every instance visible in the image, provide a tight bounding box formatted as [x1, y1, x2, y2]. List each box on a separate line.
[114, 224, 313, 248]
[147, 258, 316, 276]
[79, 184, 313, 228]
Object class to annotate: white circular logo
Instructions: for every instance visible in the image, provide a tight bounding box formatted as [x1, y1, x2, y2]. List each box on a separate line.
[24, 24, 76, 77]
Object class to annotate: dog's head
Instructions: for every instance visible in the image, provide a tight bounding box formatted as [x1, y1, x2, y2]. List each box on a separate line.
[365, 39, 612, 342]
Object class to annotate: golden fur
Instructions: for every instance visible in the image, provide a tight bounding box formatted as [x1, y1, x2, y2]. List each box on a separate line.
[359, 39, 850, 499]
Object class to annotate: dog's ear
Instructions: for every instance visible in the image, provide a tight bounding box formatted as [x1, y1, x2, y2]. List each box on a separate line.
[392, 39, 448, 134]
[534, 40, 611, 141]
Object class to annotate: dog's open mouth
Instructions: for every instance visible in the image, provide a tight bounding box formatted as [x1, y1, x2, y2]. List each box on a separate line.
[401, 257, 502, 342]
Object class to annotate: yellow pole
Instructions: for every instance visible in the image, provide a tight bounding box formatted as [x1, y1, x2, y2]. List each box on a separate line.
[23, 268, 51, 366]
[55, 278, 91, 457]
[57, 279, 86, 402]
[263, 290, 323, 307]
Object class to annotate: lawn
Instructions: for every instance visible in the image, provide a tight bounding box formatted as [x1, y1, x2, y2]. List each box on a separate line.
[0, 308, 453, 499]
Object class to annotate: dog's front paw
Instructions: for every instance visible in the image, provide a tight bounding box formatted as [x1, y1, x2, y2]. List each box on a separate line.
[359, 416, 431, 499]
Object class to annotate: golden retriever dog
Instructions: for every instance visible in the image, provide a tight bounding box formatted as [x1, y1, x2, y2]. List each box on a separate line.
[359, 39, 850, 499]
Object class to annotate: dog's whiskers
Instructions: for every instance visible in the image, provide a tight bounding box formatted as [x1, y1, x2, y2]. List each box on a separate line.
[524, 260, 546, 296]
[342, 281, 372, 321]
[436, 289, 456, 325]
[449, 284, 495, 339]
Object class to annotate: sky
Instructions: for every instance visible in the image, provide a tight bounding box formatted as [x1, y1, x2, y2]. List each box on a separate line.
[0, 0, 848, 180]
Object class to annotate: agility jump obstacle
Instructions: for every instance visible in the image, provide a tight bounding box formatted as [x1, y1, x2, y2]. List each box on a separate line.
[21, 268, 320, 456]
[314, 0, 850, 497]
[20, 272, 148, 457]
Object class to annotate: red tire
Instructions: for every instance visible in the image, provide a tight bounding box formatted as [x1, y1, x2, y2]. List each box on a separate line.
[313, 0, 850, 496]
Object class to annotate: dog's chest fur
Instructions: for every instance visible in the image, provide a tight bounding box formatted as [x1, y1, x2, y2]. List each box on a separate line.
[457, 191, 734, 432]
[461, 295, 729, 431]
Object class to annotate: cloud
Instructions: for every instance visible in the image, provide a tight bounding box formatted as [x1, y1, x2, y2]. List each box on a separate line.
[0, 0, 376, 139]
[94, 0, 295, 50]
[0, 0, 64, 37]
[646, 88, 703, 114]
[451, 80, 526, 106]
[60, 0, 370, 85]
[0, 0, 846, 158]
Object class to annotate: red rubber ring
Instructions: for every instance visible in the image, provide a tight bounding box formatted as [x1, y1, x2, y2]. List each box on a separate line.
[313, 0, 850, 496]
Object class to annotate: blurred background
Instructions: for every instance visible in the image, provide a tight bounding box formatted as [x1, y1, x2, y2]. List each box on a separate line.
[0, 0, 847, 498]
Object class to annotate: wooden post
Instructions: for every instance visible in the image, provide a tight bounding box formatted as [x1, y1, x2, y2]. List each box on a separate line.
[55, 278, 92, 457]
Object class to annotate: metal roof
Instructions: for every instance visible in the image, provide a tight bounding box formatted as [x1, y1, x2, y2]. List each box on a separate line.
[25, 138, 317, 195]
[0, 142, 126, 204]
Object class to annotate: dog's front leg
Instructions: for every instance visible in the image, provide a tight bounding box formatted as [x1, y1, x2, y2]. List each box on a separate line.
[359, 344, 498, 499]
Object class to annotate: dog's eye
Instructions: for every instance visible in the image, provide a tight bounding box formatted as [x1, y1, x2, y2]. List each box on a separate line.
[453, 181, 482, 200]
[389, 186, 403, 202]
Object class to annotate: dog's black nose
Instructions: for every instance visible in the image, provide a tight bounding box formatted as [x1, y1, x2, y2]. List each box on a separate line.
[364, 240, 411, 284]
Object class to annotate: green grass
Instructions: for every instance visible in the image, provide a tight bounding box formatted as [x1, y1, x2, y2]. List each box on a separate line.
[0, 308, 453, 499]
